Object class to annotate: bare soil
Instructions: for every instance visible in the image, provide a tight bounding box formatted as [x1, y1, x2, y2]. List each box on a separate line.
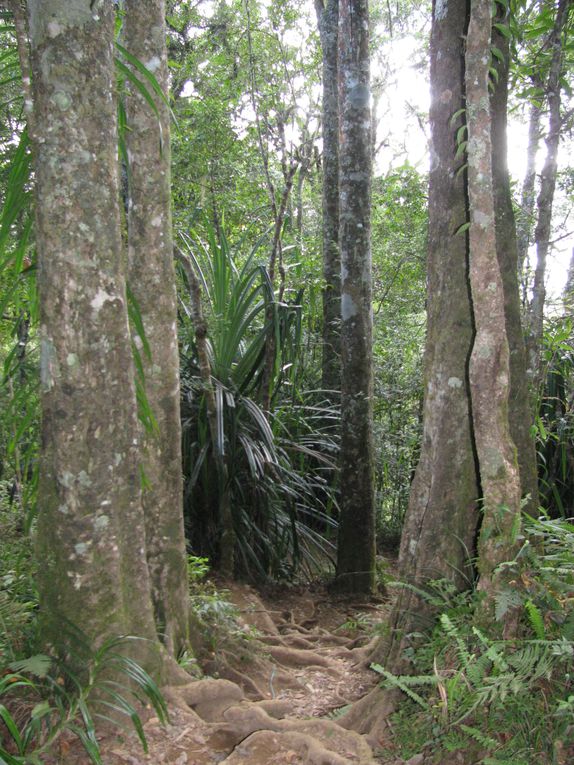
[50, 582, 400, 765]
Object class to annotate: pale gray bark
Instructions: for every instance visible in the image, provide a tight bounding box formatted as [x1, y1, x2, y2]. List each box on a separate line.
[315, 0, 341, 396]
[29, 0, 158, 666]
[466, 0, 522, 609]
[123, 0, 189, 658]
[335, 0, 375, 593]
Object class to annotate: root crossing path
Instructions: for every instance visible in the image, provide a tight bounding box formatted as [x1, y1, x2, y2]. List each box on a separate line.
[98, 583, 393, 765]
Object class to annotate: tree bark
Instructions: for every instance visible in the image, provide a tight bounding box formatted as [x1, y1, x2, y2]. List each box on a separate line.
[339, 0, 478, 740]
[29, 0, 158, 667]
[335, 0, 376, 594]
[123, 0, 190, 658]
[315, 0, 341, 397]
[466, 0, 522, 607]
[491, 20, 540, 515]
[381, 0, 478, 650]
[516, 95, 542, 306]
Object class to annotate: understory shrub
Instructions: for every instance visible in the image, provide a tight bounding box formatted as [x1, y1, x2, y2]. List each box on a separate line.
[0, 636, 168, 765]
[378, 513, 574, 764]
[178, 225, 338, 581]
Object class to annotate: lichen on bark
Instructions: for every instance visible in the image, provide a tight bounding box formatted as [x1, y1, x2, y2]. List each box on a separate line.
[29, 0, 159, 670]
[335, 0, 376, 594]
[123, 0, 190, 659]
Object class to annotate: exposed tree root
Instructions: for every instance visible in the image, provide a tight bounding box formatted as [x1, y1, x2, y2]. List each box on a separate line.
[50, 582, 396, 764]
[337, 684, 401, 748]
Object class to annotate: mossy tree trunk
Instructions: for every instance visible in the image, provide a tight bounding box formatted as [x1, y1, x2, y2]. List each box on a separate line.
[29, 0, 159, 667]
[335, 0, 376, 594]
[123, 0, 190, 658]
[466, 0, 522, 607]
[315, 0, 341, 398]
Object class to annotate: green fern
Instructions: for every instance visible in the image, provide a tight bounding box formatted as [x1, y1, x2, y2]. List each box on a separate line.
[494, 587, 523, 622]
[459, 723, 498, 749]
[440, 614, 473, 671]
[371, 663, 436, 709]
[8, 654, 51, 678]
[524, 599, 546, 639]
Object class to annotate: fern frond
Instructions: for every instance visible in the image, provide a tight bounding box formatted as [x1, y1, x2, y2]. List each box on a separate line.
[524, 600, 546, 639]
[440, 614, 472, 670]
[458, 723, 498, 749]
[494, 587, 523, 621]
[371, 663, 435, 709]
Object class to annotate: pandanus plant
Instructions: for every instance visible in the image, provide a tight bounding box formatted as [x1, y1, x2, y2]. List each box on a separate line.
[177, 224, 338, 581]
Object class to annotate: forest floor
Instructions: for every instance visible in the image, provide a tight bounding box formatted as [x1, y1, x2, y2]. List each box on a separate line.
[47, 580, 411, 765]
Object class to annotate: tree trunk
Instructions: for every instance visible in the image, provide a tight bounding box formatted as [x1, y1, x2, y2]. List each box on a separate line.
[528, 0, 571, 391]
[315, 0, 341, 397]
[123, 0, 190, 658]
[491, 21, 540, 515]
[466, 0, 522, 607]
[29, 0, 158, 668]
[380, 0, 477, 651]
[516, 96, 542, 306]
[338, 0, 478, 740]
[335, 0, 376, 594]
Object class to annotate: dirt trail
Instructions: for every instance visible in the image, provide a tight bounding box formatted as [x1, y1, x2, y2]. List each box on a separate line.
[85, 583, 393, 765]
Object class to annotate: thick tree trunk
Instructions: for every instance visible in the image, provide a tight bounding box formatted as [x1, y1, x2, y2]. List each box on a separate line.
[29, 0, 158, 667]
[335, 0, 376, 594]
[315, 0, 341, 397]
[380, 0, 478, 651]
[491, 22, 540, 515]
[123, 0, 190, 658]
[466, 0, 522, 607]
[339, 0, 478, 740]
[528, 0, 571, 390]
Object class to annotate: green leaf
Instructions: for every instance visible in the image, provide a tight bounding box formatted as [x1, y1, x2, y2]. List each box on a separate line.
[455, 221, 471, 236]
[450, 107, 466, 126]
[0, 704, 24, 753]
[9, 655, 52, 678]
[456, 124, 468, 145]
[493, 21, 511, 39]
[455, 140, 467, 159]
[115, 42, 177, 126]
[524, 600, 546, 639]
[490, 45, 504, 63]
[115, 57, 161, 133]
[67, 723, 102, 765]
